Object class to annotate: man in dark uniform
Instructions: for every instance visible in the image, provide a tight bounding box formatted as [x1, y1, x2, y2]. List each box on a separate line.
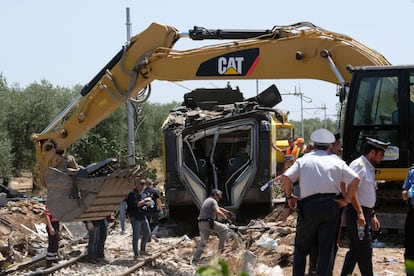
[274, 128, 360, 275]
[341, 137, 389, 276]
[308, 131, 346, 275]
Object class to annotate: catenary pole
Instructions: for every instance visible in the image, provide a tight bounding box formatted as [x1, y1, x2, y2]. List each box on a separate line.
[126, 7, 136, 166]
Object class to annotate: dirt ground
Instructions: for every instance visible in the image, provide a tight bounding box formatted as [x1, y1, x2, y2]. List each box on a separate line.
[282, 246, 405, 276]
[147, 158, 408, 275]
[0, 167, 408, 275]
[1, 199, 407, 275]
[266, 211, 406, 275]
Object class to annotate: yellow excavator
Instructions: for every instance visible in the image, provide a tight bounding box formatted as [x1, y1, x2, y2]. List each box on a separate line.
[34, 21, 412, 227]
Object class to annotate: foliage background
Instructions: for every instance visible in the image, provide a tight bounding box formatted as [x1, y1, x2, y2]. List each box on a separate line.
[0, 74, 338, 178]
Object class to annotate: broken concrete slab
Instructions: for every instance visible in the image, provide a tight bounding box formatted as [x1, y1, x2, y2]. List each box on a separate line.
[62, 222, 88, 241]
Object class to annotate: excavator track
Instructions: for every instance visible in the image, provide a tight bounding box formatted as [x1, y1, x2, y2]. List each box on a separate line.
[46, 165, 147, 222]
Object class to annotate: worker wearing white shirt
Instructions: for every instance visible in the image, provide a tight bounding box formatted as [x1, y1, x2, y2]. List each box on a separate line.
[274, 128, 360, 276]
[341, 137, 389, 276]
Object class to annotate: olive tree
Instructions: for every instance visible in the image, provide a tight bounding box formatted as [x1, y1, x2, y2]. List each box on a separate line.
[0, 75, 13, 176]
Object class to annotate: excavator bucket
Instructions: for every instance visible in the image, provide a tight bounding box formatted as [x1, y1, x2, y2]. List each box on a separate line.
[45, 165, 147, 222]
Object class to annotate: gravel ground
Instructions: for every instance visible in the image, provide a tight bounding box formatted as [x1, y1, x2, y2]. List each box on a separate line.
[10, 218, 405, 276]
[2, 198, 407, 276]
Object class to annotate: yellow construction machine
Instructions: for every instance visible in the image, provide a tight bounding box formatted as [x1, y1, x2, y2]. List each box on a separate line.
[32, 22, 410, 228]
[275, 113, 295, 162]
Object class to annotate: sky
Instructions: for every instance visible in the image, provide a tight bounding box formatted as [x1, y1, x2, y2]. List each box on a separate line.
[1, 1, 414, 122]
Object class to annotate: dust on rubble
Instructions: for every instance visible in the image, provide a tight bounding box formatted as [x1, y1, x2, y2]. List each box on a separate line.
[0, 171, 407, 275]
[0, 198, 296, 275]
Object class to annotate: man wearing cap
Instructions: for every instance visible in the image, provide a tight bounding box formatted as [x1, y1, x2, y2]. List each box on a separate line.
[192, 189, 231, 263]
[292, 137, 307, 160]
[308, 131, 346, 275]
[341, 137, 389, 276]
[126, 178, 152, 260]
[142, 179, 163, 239]
[274, 128, 360, 275]
[285, 137, 296, 158]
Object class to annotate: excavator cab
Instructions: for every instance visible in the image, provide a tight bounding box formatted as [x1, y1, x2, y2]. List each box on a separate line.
[343, 65, 414, 180]
[342, 65, 414, 229]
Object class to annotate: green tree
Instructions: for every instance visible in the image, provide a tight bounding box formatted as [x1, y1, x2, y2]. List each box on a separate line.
[0, 75, 13, 176]
[71, 101, 176, 167]
[71, 106, 129, 166]
[136, 101, 177, 160]
[3, 80, 75, 173]
[291, 117, 339, 142]
[0, 77, 179, 175]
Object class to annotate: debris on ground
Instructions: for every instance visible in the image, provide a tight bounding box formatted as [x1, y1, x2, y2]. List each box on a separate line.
[0, 177, 407, 275]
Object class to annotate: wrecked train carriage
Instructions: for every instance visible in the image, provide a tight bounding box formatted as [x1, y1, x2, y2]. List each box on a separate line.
[162, 85, 283, 227]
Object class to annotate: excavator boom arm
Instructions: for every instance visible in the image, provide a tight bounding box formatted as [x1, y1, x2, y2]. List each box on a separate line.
[161, 22, 389, 83]
[31, 22, 390, 221]
[33, 22, 389, 163]
[32, 22, 391, 186]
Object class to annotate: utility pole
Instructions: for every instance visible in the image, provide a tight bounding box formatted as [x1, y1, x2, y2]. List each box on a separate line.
[298, 85, 304, 138]
[281, 84, 312, 137]
[125, 7, 136, 166]
[303, 104, 327, 128]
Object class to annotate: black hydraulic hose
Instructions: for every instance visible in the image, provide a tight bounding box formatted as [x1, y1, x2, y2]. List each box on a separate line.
[80, 47, 124, 96]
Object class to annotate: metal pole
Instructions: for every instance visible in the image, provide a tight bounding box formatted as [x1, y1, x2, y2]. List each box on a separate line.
[298, 85, 304, 138]
[126, 7, 131, 41]
[304, 106, 326, 128]
[283, 84, 311, 138]
[126, 7, 136, 166]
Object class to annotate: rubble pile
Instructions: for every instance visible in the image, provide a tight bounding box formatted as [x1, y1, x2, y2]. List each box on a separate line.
[0, 200, 46, 265]
[0, 198, 297, 275]
[0, 196, 406, 275]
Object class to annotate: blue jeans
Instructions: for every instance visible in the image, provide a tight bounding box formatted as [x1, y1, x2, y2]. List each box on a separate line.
[119, 201, 127, 233]
[97, 219, 108, 257]
[88, 219, 107, 258]
[87, 222, 100, 258]
[130, 217, 150, 256]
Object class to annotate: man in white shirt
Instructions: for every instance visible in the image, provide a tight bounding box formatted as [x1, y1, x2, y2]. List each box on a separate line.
[341, 137, 389, 276]
[274, 128, 360, 275]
